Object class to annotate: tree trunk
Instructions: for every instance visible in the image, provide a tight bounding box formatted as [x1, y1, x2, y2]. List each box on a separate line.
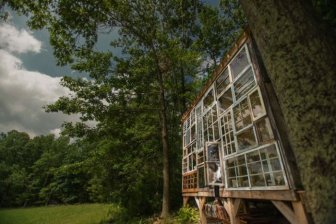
[158, 70, 170, 218]
[239, 1, 336, 223]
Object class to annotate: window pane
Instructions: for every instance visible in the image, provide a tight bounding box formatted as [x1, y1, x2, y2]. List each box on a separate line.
[238, 176, 249, 187]
[246, 150, 260, 162]
[207, 162, 222, 185]
[234, 67, 256, 100]
[197, 150, 204, 164]
[256, 118, 274, 144]
[228, 178, 238, 188]
[188, 155, 193, 171]
[237, 127, 257, 150]
[270, 158, 282, 171]
[203, 89, 214, 109]
[233, 98, 252, 131]
[230, 47, 249, 79]
[237, 155, 246, 165]
[214, 122, 220, 140]
[191, 125, 196, 141]
[249, 90, 265, 119]
[183, 158, 187, 173]
[216, 69, 230, 95]
[218, 88, 233, 112]
[273, 171, 285, 185]
[248, 161, 262, 174]
[207, 143, 220, 162]
[196, 116, 203, 150]
[186, 129, 190, 145]
[227, 158, 237, 168]
[250, 174, 266, 187]
[228, 167, 236, 177]
[237, 165, 247, 176]
[198, 166, 206, 188]
[260, 144, 278, 160]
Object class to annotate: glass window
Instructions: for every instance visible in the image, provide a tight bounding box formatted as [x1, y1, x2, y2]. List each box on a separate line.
[237, 127, 257, 150]
[250, 174, 266, 187]
[234, 67, 256, 100]
[220, 111, 236, 156]
[188, 153, 197, 171]
[214, 121, 220, 140]
[233, 98, 252, 131]
[249, 89, 265, 119]
[207, 143, 220, 162]
[196, 115, 203, 150]
[256, 118, 274, 144]
[218, 88, 233, 113]
[203, 89, 214, 109]
[197, 150, 204, 164]
[191, 125, 196, 142]
[216, 69, 230, 95]
[265, 171, 285, 186]
[230, 47, 250, 80]
[207, 162, 222, 185]
[198, 165, 206, 188]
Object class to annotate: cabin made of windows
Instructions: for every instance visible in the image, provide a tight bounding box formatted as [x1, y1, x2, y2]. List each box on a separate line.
[181, 31, 309, 224]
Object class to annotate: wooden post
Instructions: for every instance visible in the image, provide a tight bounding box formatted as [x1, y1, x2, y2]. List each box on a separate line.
[196, 197, 207, 224]
[227, 198, 241, 224]
[292, 201, 309, 224]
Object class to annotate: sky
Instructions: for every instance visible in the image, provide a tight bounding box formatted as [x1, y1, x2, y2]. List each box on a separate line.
[0, 1, 220, 138]
[0, 13, 80, 137]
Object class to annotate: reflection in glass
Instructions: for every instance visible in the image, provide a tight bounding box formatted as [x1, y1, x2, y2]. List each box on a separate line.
[216, 69, 230, 95]
[247, 150, 260, 162]
[237, 127, 257, 150]
[218, 88, 233, 112]
[238, 176, 249, 187]
[248, 161, 262, 174]
[207, 143, 220, 162]
[234, 67, 256, 100]
[230, 48, 249, 79]
[250, 90, 265, 119]
[197, 150, 204, 164]
[250, 174, 266, 187]
[260, 144, 278, 159]
[207, 162, 222, 185]
[198, 166, 206, 188]
[237, 165, 247, 176]
[214, 122, 220, 140]
[270, 158, 281, 171]
[203, 89, 214, 109]
[233, 98, 252, 131]
[256, 118, 274, 143]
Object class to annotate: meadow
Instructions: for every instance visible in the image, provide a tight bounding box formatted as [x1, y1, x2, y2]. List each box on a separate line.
[0, 204, 113, 224]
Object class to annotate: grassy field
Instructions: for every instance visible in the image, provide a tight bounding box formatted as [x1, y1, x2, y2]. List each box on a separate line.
[0, 204, 114, 224]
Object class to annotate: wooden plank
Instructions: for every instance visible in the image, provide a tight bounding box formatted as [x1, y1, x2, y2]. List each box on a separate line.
[272, 201, 296, 224]
[183, 189, 298, 201]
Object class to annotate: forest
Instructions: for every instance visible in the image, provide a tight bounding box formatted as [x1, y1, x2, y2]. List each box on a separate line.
[0, 0, 335, 224]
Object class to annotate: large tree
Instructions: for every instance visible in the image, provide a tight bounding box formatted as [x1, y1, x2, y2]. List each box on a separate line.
[239, 1, 336, 223]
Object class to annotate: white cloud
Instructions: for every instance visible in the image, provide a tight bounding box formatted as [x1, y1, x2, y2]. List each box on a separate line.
[0, 23, 78, 137]
[0, 23, 41, 54]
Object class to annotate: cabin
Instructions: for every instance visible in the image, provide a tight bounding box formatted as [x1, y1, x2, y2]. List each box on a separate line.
[181, 30, 310, 224]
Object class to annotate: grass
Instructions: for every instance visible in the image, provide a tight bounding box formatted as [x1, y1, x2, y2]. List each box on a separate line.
[0, 204, 113, 224]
